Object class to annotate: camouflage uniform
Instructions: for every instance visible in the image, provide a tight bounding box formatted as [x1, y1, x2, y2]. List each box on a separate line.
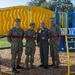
[49, 24, 61, 66]
[7, 27, 24, 69]
[25, 29, 36, 68]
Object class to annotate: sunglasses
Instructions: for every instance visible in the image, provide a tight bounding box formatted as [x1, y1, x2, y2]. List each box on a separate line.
[15, 21, 20, 22]
[50, 21, 54, 22]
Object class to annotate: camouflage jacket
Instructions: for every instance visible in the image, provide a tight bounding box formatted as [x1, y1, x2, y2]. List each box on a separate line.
[25, 29, 36, 47]
[49, 24, 61, 43]
[7, 27, 24, 43]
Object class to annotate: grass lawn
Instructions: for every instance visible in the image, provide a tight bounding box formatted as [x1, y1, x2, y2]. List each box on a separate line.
[0, 37, 26, 48]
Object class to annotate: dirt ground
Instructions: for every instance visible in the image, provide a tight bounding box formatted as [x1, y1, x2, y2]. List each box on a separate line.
[0, 47, 75, 75]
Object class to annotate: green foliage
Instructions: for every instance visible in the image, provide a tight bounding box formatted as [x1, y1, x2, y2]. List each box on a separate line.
[28, 0, 74, 11]
[28, 0, 46, 6]
[40, 2, 48, 9]
[73, 5, 75, 10]
[59, 0, 73, 12]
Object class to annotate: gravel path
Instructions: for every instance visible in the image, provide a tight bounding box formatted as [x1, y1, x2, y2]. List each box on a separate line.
[0, 47, 75, 75]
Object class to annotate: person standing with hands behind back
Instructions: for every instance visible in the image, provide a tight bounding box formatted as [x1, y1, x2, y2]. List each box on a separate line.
[49, 18, 61, 68]
[7, 18, 24, 74]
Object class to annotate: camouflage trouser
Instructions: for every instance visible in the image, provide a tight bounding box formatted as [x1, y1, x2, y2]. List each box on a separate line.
[50, 43, 59, 66]
[11, 42, 23, 69]
[25, 47, 35, 67]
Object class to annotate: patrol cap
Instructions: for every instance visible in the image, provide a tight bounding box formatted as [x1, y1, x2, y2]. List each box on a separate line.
[40, 21, 45, 25]
[30, 22, 35, 26]
[15, 18, 20, 22]
[50, 18, 54, 21]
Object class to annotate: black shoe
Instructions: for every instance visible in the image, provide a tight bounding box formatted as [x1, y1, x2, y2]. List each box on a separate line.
[25, 67, 29, 70]
[43, 65, 48, 69]
[49, 64, 55, 67]
[12, 68, 19, 74]
[53, 66, 59, 69]
[16, 65, 24, 69]
[31, 65, 36, 69]
[39, 64, 44, 67]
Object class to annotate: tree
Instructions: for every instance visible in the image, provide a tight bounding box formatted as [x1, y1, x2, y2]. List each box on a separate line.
[28, 0, 74, 12]
[28, 0, 46, 6]
[59, 0, 73, 11]
[73, 6, 75, 10]
[46, 2, 56, 11]
[40, 2, 49, 9]
[28, 0, 39, 6]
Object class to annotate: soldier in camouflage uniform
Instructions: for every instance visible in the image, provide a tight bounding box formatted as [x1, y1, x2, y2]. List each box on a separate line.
[25, 23, 36, 69]
[7, 18, 24, 73]
[49, 18, 61, 68]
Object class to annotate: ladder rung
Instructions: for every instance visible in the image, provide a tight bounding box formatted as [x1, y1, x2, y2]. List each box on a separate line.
[71, 63, 75, 65]
[69, 54, 75, 57]
[70, 72, 75, 73]
[68, 48, 75, 49]
[67, 37, 75, 38]
[68, 41, 75, 43]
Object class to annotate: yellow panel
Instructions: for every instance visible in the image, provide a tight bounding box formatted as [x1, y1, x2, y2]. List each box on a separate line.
[0, 6, 54, 35]
[29, 6, 54, 31]
[0, 10, 1, 34]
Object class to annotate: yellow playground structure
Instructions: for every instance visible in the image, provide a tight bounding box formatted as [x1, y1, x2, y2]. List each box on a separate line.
[0, 6, 54, 35]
